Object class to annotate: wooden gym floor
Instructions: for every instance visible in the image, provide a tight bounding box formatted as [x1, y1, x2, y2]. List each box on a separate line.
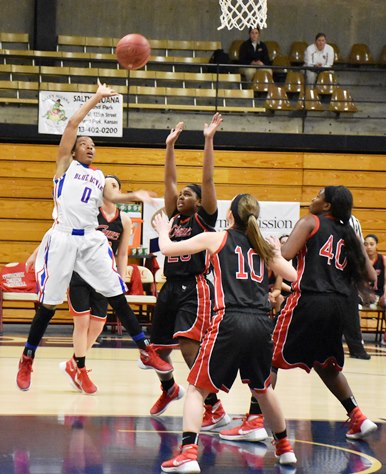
[0, 324, 385, 473]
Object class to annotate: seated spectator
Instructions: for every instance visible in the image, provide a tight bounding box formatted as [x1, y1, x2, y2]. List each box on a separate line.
[238, 26, 272, 84]
[304, 32, 334, 85]
[364, 234, 386, 313]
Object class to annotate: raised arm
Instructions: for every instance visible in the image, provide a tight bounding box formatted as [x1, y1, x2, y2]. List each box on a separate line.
[115, 212, 132, 279]
[56, 80, 118, 178]
[281, 214, 316, 260]
[200, 113, 222, 215]
[153, 212, 222, 256]
[103, 186, 156, 205]
[265, 235, 297, 282]
[164, 122, 184, 218]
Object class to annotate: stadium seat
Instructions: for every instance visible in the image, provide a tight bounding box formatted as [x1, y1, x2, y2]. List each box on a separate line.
[289, 41, 308, 65]
[329, 42, 344, 64]
[265, 40, 281, 62]
[250, 69, 274, 94]
[272, 55, 290, 70]
[228, 40, 244, 63]
[315, 71, 338, 95]
[304, 88, 325, 111]
[264, 84, 292, 111]
[329, 87, 358, 113]
[348, 43, 375, 65]
[284, 70, 305, 94]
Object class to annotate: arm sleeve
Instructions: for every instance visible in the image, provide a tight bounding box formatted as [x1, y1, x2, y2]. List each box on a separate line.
[325, 44, 335, 67]
[304, 45, 312, 66]
[238, 41, 250, 65]
[261, 42, 272, 65]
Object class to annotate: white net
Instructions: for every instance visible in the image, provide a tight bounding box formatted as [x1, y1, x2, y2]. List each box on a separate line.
[218, 0, 268, 31]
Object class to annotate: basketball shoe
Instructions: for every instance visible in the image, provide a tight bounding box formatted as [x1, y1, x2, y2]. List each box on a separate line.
[59, 358, 81, 391]
[273, 437, 297, 465]
[75, 367, 97, 395]
[150, 383, 185, 416]
[16, 355, 33, 391]
[202, 400, 231, 431]
[346, 407, 377, 439]
[161, 444, 200, 473]
[137, 344, 173, 374]
[219, 414, 268, 441]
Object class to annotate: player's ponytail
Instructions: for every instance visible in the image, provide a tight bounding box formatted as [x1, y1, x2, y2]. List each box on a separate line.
[231, 194, 274, 262]
[325, 185, 368, 288]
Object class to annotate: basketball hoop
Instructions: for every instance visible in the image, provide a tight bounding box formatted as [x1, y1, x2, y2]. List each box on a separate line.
[218, 0, 268, 30]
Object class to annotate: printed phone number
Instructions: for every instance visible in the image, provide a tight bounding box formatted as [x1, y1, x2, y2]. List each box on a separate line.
[78, 126, 119, 134]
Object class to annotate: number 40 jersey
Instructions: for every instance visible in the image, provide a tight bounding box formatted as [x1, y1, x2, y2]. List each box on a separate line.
[53, 160, 105, 229]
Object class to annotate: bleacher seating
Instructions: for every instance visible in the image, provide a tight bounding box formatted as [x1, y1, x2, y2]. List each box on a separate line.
[0, 32, 30, 50]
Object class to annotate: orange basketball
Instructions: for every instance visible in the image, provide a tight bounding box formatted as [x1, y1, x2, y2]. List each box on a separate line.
[115, 33, 151, 70]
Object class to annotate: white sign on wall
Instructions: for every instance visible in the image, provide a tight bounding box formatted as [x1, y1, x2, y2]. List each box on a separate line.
[38, 91, 123, 137]
[143, 198, 300, 266]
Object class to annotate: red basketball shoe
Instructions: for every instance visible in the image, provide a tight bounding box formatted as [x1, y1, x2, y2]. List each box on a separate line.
[59, 358, 81, 391]
[346, 407, 377, 439]
[75, 367, 97, 395]
[138, 344, 173, 374]
[16, 355, 33, 391]
[202, 400, 231, 431]
[219, 414, 268, 441]
[150, 383, 185, 416]
[273, 437, 297, 465]
[161, 444, 200, 473]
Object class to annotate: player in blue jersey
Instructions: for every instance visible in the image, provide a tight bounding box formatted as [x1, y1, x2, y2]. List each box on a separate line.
[16, 81, 171, 392]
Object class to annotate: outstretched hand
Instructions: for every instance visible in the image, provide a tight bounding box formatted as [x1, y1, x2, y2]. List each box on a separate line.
[166, 121, 184, 146]
[203, 112, 223, 139]
[132, 189, 157, 206]
[96, 78, 118, 98]
[266, 235, 281, 253]
[153, 212, 171, 235]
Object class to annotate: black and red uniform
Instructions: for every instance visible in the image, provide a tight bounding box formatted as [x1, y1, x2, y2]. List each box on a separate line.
[150, 207, 217, 348]
[68, 208, 124, 319]
[273, 214, 351, 373]
[372, 253, 385, 297]
[188, 229, 273, 394]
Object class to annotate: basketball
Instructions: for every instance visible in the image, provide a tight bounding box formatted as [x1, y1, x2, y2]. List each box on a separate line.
[115, 33, 151, 70]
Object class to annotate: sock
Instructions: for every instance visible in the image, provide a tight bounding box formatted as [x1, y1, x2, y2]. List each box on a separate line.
[249, 396, 263, 416]
[23, 305, 56, 358]
[107, 294, 148, 348]
[182, 431, 198, 446]
[204, 393, 218, 406]
[74, 355, 85, 369]
[161, 377, 175, 393]
[273, 429, 287, 440]
[341, 396, 358, 415]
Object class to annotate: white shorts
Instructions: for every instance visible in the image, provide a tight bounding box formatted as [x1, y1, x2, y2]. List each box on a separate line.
[35, 226, 127, 305]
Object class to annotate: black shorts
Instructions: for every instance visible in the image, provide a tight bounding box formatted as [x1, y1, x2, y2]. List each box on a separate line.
[188, 309, 274, 393]
[272, 292, 347, 372]
[150, 275, 213, 347]
[67, 272, 108, 320]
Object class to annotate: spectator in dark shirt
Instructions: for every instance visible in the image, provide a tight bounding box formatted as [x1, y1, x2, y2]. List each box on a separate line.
[239, 26, 272, 83]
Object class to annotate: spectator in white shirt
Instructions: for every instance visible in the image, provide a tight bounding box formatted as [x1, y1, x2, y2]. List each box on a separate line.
[304, 32, 335, 85]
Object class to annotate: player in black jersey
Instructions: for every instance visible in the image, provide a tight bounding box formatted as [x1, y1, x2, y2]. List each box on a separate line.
[60, 175, 132, 394]
[138, 114, 231, 429]
[154, 193, 298, 472]
[272, 186, 377, 440]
